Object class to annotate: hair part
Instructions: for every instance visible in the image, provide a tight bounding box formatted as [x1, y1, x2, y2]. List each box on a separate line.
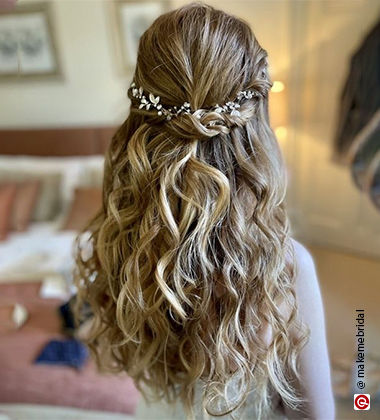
[74, 3, 309, 419]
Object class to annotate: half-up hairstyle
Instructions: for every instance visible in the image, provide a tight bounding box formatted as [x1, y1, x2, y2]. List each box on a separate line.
[74, 3, 309, 419]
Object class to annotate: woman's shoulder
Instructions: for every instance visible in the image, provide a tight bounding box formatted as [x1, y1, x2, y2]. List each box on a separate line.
[285, 240, 335, 419]
[287, 237, 324, 330]
[283, 238, 323, 329]
[287, 237, 319, 289]
[288, 237, 315, 271]
[289, 237, 319, 284]
[258, 238, 318, 347]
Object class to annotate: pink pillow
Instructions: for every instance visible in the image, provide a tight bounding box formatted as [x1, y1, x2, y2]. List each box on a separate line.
[11, 180, 41, 232]
[62, 187, 102, 231]
[0, 183, 17, 241]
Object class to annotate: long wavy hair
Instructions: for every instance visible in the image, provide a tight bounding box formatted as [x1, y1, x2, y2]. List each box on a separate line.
[74, 3, 309, 419]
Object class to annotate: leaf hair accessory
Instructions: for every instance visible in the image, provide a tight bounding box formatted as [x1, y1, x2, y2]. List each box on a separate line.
[129, 82, 260, 121]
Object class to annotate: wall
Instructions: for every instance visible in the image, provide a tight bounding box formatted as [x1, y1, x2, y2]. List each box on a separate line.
[0, 0, 292, 129]
[1, 0, 378, 131]
[0, 0, 131, 128]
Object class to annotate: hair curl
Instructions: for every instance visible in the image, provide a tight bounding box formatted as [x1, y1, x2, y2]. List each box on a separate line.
[74, 3, 309, 419]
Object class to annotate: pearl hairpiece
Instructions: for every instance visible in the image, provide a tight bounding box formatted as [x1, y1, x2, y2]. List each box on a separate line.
[129, 82, 260, 121]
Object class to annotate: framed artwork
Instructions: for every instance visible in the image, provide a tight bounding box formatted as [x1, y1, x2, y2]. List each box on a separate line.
[115, 0, 170, 71]
[0, 2, 61, 79]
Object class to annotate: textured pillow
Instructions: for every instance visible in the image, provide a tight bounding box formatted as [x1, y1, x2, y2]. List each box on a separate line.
[0, 169, 62, 221]
[0, 183, 17, 241]
[62, 187, 102, 231]
[11, 180, 41, 231]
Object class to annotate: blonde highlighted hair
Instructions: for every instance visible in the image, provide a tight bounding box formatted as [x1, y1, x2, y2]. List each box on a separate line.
[74, 3, 309, 419]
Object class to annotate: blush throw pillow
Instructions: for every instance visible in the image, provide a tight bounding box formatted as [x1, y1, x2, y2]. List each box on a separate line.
[11, 180, 41, 232]
[62, 187, 102, 231]
[0, 183, 17, 241]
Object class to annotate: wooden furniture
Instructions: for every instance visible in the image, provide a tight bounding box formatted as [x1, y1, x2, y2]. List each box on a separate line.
[0, 126, 116, 156]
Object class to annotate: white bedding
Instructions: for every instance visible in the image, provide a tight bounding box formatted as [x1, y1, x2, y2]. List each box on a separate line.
[0, 220, 77, 283]
[0, 155, 104, 284]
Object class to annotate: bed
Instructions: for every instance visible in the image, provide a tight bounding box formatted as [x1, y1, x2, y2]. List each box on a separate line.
[0, 282, 140, 416]
[0, 127, 141, 419]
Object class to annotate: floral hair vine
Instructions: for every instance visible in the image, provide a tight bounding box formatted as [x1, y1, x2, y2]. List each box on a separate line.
[129, 82, 260, 121]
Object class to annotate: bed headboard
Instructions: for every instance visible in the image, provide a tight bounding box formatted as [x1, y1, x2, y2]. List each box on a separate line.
[0, 126, 117, 156]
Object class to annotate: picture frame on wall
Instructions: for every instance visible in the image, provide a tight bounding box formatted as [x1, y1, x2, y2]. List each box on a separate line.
[115, 0, 170, 72]
[0, 2, 61, 80]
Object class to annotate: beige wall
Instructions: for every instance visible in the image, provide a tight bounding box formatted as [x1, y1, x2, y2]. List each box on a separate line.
[0, 0, 293, 129]
[0, 0, 131, 128]
[0, 0, 378, 135]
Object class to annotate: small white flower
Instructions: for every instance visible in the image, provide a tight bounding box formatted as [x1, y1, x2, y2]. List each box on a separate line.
[146, 103, 151, 110]
[157, 104, 162, 110]
[158, 111, 162, 116]
[149, 93, 160, 105]
[139, 87, 143, 95]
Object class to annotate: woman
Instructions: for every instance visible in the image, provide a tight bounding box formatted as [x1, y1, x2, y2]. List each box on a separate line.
[74, 3, 335, 419]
